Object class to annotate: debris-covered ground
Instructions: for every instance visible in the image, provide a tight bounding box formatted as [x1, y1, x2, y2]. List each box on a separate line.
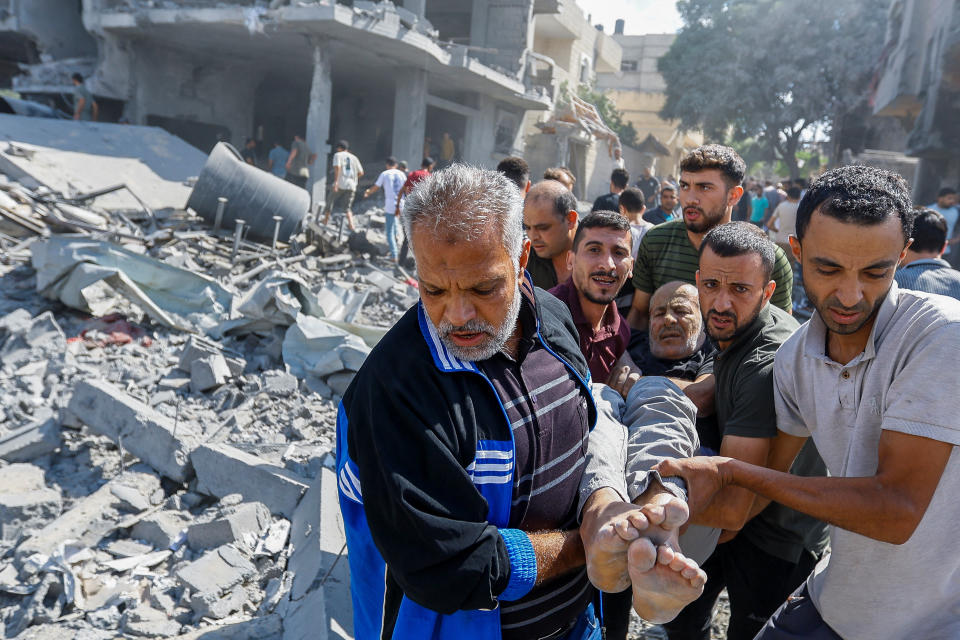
[0, 165, 418, 638]
[0, 163, 736, 639]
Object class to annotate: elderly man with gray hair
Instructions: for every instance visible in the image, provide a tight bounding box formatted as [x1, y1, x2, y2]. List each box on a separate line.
[337, 164, 705, 640]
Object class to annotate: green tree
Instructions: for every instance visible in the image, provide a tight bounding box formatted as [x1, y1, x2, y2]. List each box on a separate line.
[658, 0, 887, 178]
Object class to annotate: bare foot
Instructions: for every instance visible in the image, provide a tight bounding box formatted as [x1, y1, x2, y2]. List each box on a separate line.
[632, 491, 689, 545]
[581, 496, 653, 593]
[627, 538, 706, 624]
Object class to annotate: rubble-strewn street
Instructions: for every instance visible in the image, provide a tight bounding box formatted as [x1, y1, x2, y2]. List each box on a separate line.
[0, 130, 419, 638]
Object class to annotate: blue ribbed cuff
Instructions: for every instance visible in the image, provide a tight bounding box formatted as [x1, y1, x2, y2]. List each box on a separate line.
[499, 528, 537, 601]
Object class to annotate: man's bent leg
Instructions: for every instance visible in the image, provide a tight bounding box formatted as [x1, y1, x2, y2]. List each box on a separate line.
[600, 589, 633, 640]
[753, 585, 842, 640]
[720, 537, 818, 640]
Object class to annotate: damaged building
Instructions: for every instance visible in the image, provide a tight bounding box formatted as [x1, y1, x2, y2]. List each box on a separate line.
[869, 0, 960, 200]
[2, 0, 560, 205]
[596, 28, 703, 180]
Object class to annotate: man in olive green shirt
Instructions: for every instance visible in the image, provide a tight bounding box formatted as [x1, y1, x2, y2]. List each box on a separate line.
[627, 145, 792, 331]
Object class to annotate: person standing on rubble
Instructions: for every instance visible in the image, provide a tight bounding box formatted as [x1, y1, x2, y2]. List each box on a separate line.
[363, 156, 406, 262]
[267, 141, 289, 178]
[322, 139, 364, 231]
[394, 156, 435, 266]
[284, 133, 315, 189]
[71, 73, 98, 122]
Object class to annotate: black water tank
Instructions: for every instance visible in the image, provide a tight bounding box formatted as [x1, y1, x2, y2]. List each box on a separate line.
[186, 142, 310, 243]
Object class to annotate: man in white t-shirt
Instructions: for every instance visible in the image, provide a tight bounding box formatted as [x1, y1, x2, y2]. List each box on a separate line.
[363, 156, 407, 261]
[323, 139, 364, 231]
[657, 165, 960, 640]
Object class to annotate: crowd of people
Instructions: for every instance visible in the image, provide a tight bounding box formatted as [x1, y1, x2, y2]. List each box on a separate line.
[335, 144, 959, 640]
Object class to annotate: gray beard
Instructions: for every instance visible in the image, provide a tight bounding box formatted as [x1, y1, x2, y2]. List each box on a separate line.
[429, 288, 523, 362]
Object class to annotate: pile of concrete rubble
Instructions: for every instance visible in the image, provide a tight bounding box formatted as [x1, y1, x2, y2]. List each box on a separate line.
[0, 167, 413, 639]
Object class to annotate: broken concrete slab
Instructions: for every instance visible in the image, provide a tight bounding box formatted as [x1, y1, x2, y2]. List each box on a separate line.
[178, 335, 245, 378]
[176, 544, 256, 619]
[131, 510, 191, 550]
[186, 501, 270, 551]
[67, 379, 201, 483]
[0, 463, 62, 543]
[168, 613, 283, 640]
[191, 584, 249, 620]
[0, 113, 206, 211]
[326, 372, 355, 397]
[120, 604, 183, 637]
[282, 315, 370, 379]
[191, 443, 310, 518]
[262, 370, 298, 396]
[0, 414, 60, 462]
[190, 353, 231, 393]
[0, 310, 66, 372]
[15, 469, 161, 564]
[235, 273, 324, 327]
[284, 463, 352, 640]
[31, 236, 235, 334]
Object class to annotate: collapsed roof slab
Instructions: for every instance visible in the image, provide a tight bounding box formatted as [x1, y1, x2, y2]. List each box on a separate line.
[0, 114, 206, 210]
[89, 2, 551, 112]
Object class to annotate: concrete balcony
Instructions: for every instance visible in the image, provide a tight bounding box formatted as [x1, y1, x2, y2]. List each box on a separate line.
[594, 32, 621, 74]
[86, 0, 551, 111]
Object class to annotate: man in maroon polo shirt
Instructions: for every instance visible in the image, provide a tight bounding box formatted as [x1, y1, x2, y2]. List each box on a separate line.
[549, 211, 634, 382]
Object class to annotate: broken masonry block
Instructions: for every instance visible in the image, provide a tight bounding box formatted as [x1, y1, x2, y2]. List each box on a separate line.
[67, 379, 201, 483]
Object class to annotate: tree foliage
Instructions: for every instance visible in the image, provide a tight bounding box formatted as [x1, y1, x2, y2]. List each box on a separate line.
[658, 0, 888, 177]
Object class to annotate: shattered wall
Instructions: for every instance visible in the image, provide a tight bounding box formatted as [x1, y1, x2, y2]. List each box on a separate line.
[125, 43, 261, 151]
[11, 0, 97, 61]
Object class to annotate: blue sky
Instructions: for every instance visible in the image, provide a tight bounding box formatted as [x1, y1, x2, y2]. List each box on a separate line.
[574, 0, 683, 35]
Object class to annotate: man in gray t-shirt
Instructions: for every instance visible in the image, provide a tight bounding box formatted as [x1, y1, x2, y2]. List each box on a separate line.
[71, 73, 97, 122]
[658, 165, 960, 640]
[284, 134, 314, 189]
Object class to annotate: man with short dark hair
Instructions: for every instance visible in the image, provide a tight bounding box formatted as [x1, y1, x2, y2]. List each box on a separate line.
[322, 139, 364, 230]
[636, 166, 661, 209]
[626, 145, 793, 331]
[618, 188, 653, 259]
[894, 208, 960, 300]
[549, 211, 634, 382]
[593, 168, 630, 213]
[241, 138, 258, 166]
[523, 180, 579, 289]
[267, 141, 289, 178]
[658, 165, 960, 640]
[394, 157, 435, 265]
[644, 185, 679, 225]
[497, 156, 531, 194]
[363, 156, 407, 262]
[544, 167, 577, 192]
[659, 222, 827, 640]
[71, 73, 98, 122]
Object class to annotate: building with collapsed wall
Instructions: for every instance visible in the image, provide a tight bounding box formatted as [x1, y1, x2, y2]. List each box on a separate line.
[870, 0, 960, 201]
[596, 29, 703, 181]
[519, 0, 625, 200]
[1, 0, 562, 205]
